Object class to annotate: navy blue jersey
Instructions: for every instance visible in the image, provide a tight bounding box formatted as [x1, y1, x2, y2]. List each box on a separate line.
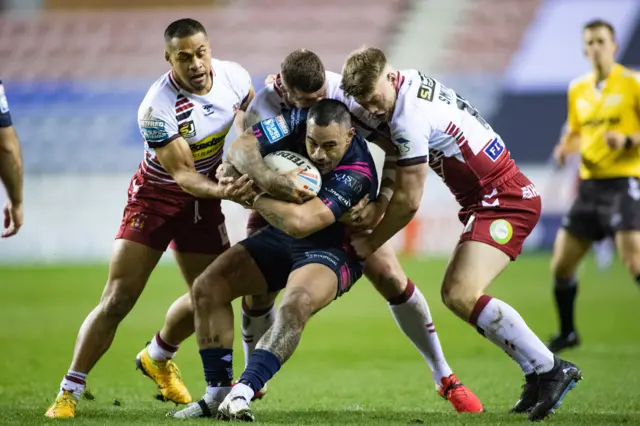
[0, 80, 12, 128]
[252, 108, 379, 247]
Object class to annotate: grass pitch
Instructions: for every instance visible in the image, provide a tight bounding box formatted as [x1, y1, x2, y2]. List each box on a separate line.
[0, 253, 639, 425]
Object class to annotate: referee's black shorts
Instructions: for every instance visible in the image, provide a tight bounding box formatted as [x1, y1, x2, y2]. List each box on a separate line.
[562, 177, 640, 241]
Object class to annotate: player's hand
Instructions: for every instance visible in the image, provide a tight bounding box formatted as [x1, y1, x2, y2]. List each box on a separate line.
[340, 195, 369, 226]
[2, 201, 23, 238]
[552, 144, 567, 167]
[350, 231, 375, 259]
[349, 199, 386, 232]
[264, 74, 278, 85]
[604, 131, 627, 150]
[269, 167, 316, 204]
[217, 174, 257, 205]
[215, 162, 241, 181]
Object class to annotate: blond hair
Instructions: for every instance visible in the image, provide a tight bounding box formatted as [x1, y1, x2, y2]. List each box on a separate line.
[341, 47, 387, 99]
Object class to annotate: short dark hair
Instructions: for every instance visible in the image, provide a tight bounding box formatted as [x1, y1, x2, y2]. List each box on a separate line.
[583, 19, 615, 38]
[281, 49, 325, 93]
[341, 47, 387, 99]
[308, 99, 352, 128]
[164, 18, 207, 43]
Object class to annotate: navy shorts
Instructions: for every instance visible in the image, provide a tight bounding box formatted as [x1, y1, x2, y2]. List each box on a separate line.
[238, 226, 363, 298]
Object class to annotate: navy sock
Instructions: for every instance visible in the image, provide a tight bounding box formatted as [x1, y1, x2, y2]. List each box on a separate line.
[238, 349, 281, 393]
[554, 276, 577, 336]
[199, 348, 233, 387]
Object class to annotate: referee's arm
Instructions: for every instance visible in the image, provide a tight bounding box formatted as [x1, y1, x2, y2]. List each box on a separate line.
[0, 83, 24, 238]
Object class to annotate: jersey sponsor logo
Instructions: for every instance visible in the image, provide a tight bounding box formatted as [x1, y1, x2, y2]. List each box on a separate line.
[0, 83, 9, 113]
[332, 173, 363, 194]
[179, 121, 196, 139]
[483, 138, 505, 162]
[189, 128, 230, 161]
[489, 219, 512, 244]
[416, 72, 436, 102]
[140, 118, 169, 143]
[582, 116, 620, 127]
[202, 104, 215, 116]
[394, 136, 411, 154]
[325, 187, 351, 208]
[261, 116, 290, 143]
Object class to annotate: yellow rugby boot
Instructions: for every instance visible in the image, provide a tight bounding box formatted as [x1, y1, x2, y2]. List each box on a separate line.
[136, 347, 192, 404]
[44, 390, 77, 418]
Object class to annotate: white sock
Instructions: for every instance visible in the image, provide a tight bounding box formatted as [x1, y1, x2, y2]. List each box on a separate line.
[147, 332, 178, 361]
[473, 296, 554, 374]
[231, 382, 255, 402]
[389, 281, 453, 386]
[60, 370, 87, 400]
[205, 385, 231, 403]
[241, 302, 276, 368]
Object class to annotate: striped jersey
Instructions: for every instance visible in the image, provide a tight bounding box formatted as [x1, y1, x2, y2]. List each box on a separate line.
[136, 59, 252, 189]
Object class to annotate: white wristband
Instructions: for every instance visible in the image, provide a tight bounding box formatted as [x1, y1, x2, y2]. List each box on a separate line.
[379, 187, 394, 201]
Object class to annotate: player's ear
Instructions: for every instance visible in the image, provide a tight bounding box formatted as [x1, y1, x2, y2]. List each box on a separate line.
[165, 50, 171, 64]
[347, 127, 355, 142]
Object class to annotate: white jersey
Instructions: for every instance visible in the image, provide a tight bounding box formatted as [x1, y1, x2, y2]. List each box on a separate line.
[390, 69, 518, 205]
[136, 59, 252, 189]
[244, 70, 382, 135]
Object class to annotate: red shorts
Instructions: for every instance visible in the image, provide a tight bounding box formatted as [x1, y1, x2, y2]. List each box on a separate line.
[115, 176, 230, 255]
[458, 172, 541, 260]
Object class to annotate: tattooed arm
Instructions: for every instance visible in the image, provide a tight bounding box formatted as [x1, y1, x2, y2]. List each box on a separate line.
[252, 194, 335, 238]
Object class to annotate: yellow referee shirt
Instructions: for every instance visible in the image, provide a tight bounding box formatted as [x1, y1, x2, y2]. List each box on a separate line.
[567, 64, 640, 179]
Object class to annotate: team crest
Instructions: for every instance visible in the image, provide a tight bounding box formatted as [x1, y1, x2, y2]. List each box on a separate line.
[129, 212, 147, 230]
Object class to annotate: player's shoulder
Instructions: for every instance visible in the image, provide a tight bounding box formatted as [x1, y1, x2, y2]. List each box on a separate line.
[212, 59, 250, 82]
[616, 64, 640, 85]
[568, 72, 592, 92]
[139, 72, 180, 116]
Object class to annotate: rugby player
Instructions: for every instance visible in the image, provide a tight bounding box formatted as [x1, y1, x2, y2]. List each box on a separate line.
[341, 47, 582, 421]
[146, 49, 482, 413]
[170, 99, 379, 421]
[0, 79, 23, 238]
[45, 18, 260, 418]
[548, 19, 640, 353]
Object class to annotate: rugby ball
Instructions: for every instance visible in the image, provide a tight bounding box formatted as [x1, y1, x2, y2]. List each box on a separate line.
[263, 150, 322, 194]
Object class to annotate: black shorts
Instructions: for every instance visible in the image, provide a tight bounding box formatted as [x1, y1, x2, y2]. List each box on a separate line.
[563, 177, 640, 241]
[238, 226, 363, 298]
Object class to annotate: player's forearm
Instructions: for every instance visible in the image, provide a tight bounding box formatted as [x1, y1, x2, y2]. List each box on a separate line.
[227, 132, 298, 200]
[253, 194, 306, 238]
[227, 131, 281, 192]
[558, 131, 580, 154]
[173, 170, 222, 199]
[368, 186, 421, 250]
[0, 126, 23, 204]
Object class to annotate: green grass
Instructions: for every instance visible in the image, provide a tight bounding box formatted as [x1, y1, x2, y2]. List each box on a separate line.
[0, 254, 639, 425]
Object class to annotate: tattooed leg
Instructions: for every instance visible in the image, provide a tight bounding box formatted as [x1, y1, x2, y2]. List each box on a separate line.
[236, 263, 341, 396]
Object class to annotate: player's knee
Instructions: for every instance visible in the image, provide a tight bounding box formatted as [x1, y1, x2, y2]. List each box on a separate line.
[192, 272, 229, 309]
[440, 279, 478, 316]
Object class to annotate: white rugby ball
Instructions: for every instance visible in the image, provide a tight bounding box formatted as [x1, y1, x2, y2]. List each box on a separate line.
[263, 150, 322, 194]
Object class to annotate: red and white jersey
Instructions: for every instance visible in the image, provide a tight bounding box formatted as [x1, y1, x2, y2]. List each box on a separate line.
[244, 70, 382, 135]
[136, 59, 252, 190]
[391, 69, 518, 206]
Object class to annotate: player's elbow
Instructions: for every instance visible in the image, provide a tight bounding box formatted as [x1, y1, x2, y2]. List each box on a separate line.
[395, 188, 421, 219]
[285, 215, 312, 239]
